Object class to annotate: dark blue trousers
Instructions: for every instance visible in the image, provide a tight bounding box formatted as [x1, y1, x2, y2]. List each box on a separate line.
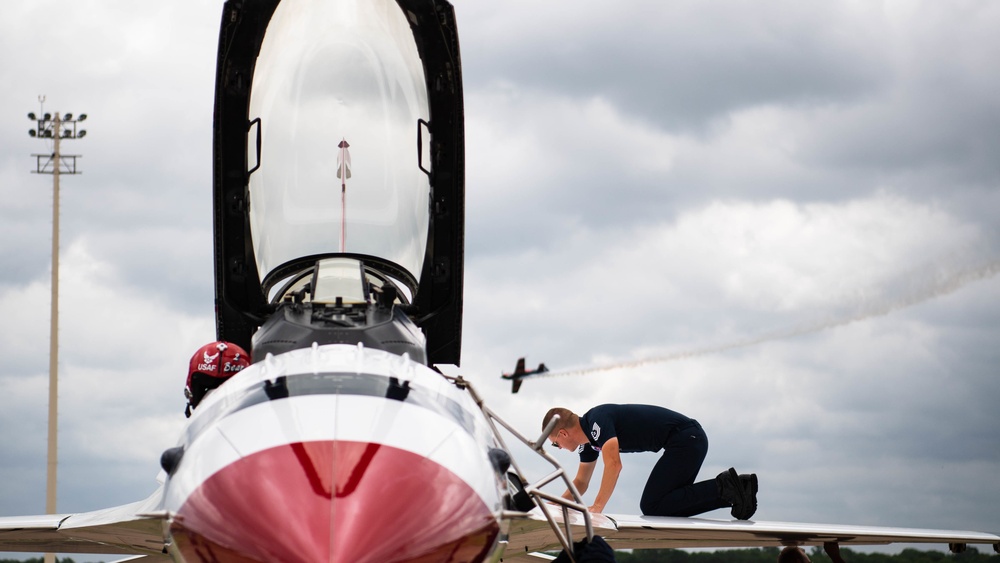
[639, 422, 729, 516]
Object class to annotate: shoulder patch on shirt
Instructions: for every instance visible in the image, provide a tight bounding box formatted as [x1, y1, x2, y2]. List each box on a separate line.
[591, 422, 601, 440]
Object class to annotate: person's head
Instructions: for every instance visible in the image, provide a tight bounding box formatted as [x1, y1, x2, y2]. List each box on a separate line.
[542, 407, 583, 451]
[185, 341, 250, 416]
[778, 546, 811, 563]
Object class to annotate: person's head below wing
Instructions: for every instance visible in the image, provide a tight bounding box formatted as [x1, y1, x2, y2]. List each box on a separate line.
[184, 341, 251, 417]
[778, 546, 811, 563]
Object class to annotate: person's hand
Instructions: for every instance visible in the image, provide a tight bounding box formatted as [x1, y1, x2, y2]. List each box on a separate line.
[824, 542, 845, 563]
[588, 503, 605, 513]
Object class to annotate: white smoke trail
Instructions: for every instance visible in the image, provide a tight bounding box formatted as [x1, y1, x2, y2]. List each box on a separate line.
[535, 258, 1000, 380]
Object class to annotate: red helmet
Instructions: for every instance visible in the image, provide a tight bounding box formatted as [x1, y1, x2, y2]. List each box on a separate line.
[184, 341, 250, 414]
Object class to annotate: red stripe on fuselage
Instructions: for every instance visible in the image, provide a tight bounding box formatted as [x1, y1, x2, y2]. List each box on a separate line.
[170, 441, 499, 562]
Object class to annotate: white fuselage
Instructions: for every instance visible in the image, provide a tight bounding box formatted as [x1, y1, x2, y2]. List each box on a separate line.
[162, 344, 506, 562]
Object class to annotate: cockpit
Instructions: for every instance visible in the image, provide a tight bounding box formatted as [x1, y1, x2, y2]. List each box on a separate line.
[270, 257, 409, 308]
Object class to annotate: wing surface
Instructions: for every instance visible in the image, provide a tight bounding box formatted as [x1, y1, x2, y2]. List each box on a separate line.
[0, 488, 166, 556]
[503, 509, 1000, 555]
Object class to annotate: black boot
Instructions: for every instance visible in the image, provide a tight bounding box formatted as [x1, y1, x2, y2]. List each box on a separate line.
[739, 473, 758, 520]
[717, 468, 755, 520]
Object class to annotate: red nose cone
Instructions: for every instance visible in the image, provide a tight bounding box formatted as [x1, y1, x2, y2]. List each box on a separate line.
[170, 441, 500, 562]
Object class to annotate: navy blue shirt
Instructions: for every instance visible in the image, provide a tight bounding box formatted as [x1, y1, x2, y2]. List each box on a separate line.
[578, 404, 695, 463]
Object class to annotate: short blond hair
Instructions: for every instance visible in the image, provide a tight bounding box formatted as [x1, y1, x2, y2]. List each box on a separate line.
[542, 407, 578, 432]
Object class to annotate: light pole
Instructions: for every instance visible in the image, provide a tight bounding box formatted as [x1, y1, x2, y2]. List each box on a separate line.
[28, 97, 87, 563]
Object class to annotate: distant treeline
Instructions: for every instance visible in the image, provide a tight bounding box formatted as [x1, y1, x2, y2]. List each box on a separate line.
[614, 547, 999, 563]
[1, 547, 998, 563]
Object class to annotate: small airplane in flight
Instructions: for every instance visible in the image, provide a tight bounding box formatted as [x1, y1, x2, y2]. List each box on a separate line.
[1, 1, 998, 562]
[502, 358, 549, 394]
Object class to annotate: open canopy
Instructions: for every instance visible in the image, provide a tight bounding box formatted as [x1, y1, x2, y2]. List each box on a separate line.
[211, 0, 465, 365]
[247, 0, 431, 288]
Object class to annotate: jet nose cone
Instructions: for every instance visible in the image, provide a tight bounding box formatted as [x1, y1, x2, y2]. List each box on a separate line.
[169, 441, 500, 562]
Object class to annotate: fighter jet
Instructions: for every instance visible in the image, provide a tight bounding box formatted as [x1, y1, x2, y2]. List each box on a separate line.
[2, 0, 998, 562]
[502, 358, 549, 394]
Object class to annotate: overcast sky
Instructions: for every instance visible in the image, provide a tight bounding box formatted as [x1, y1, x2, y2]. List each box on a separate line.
[1, 1, 999, 560]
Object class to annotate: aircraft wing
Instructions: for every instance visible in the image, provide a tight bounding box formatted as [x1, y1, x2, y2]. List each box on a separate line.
[0, 489, 167, 557]
[503, 509, 1000, 557]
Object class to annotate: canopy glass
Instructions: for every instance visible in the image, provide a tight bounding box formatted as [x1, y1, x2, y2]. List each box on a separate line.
[248, 0, 431, 289]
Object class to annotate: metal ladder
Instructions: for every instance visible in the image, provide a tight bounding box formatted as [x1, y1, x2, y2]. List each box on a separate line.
[446, 375, 595, 562]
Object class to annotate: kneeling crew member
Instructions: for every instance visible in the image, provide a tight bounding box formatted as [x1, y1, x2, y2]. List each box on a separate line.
[543, 404, 758, 519]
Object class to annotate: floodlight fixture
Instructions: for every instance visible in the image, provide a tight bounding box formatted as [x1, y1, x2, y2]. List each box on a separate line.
[44, 113, 52, 121]
[78, 114, 87, 121]
[29, 130, 37, 137]
[63, 113, 73, 120]
[28, 112, 37, 120]
[78, 130, 87, 138]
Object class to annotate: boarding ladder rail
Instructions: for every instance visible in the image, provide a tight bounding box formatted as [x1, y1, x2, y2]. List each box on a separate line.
[445, 375, 593, 563]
